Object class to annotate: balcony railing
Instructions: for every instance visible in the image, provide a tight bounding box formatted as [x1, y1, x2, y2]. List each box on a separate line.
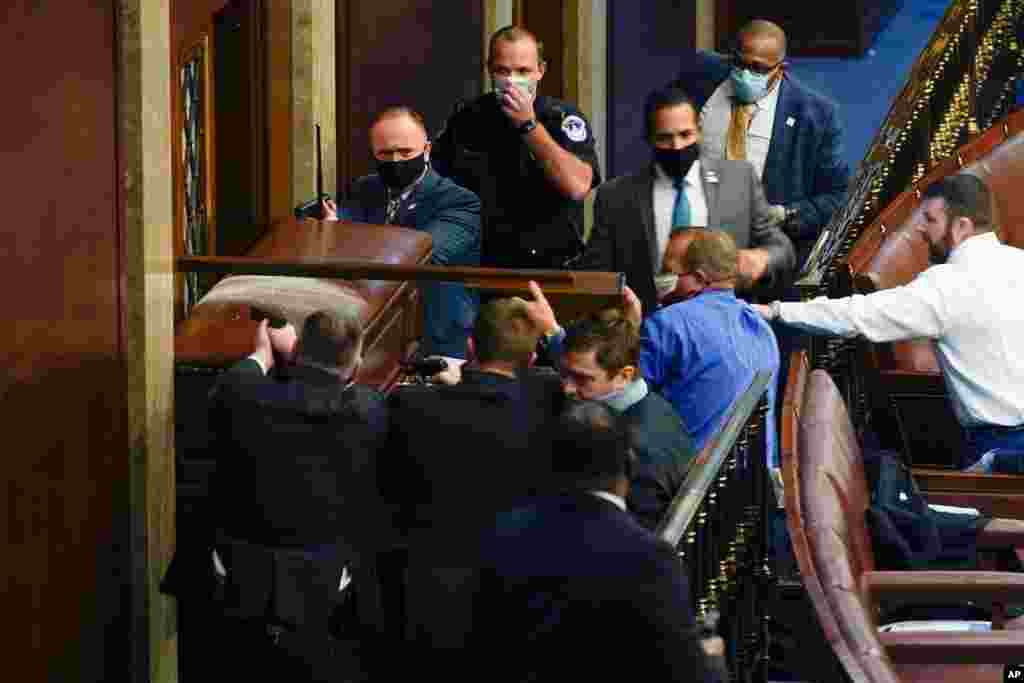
[657, 371, 774, 683]
[801, 0, 1024, 303]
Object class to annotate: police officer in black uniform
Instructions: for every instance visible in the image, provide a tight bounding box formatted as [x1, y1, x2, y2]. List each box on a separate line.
[433, 25, 602, 270]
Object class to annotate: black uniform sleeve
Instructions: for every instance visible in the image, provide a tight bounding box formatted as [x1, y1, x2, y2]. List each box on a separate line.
[540, 102, 602, 189]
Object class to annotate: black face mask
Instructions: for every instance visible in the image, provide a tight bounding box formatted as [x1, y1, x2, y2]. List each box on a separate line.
[377, 152, 427, 190]
[653, 144, 700, 180]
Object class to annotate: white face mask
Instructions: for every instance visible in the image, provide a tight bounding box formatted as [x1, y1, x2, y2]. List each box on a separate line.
[492, 75, 537, 101]
[654, 273, 679, 300]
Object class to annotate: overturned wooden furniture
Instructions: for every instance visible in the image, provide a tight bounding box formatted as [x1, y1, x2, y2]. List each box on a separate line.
[839, 110, 1024, 468]
[781, 359, 1024, 683]
[172, 216, 626, 679]
[175, 216, 624, 507]
[176, 218, 433, 390]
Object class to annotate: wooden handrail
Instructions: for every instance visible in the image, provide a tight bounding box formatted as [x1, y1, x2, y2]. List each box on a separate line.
[656, 370, 774, 547]
[175, 255, 624, 294]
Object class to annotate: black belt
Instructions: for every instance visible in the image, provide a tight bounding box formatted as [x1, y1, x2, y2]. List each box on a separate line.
[965, 422, 1024, 436]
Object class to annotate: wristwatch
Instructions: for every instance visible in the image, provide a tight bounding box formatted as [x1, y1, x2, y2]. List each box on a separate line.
[517, 118, 538, 135]
[539, 325, 564, 350]
[784, 206, 799, 224]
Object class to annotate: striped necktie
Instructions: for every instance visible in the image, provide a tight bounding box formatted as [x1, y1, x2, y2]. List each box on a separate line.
[672, 176, 691, 228]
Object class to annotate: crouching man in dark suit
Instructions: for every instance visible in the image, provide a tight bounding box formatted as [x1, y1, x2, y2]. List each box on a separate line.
[386, 296, 565, 663]
[470, 400, 724, 683]
[207, 309, 393, 680]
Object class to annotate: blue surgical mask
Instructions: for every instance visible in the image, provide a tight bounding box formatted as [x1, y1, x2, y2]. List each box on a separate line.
[592, 385, 628, 405]
[731, 68, 771, 103]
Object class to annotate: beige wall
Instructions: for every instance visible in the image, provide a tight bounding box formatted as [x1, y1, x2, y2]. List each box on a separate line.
[696, 0, 716, 50]
[119, 0, 177, 681]
[293, 0, 337, 205]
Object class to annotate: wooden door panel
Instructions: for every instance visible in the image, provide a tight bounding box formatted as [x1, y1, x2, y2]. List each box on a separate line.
[338, 1, 484, 190]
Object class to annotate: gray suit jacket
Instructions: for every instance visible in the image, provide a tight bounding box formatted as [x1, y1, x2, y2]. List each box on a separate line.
[580, 158, 795, 314]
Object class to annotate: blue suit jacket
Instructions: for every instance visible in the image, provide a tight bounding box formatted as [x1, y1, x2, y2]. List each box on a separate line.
[676, 51, 851, 268]
[338, 169, 481, 357]
[338, 168, 481, 269]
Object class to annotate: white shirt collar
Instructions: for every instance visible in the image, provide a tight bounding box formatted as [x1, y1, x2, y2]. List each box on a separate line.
[948, 231, 1000, 264]
[588, 490, 627, 512]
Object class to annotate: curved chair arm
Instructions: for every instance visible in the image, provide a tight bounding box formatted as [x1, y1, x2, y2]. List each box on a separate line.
[915, 468, 1024, 520]
[860, 570, 1024, 604]
[977, 517, 1024, 548]
[879, 630, 1024, 664]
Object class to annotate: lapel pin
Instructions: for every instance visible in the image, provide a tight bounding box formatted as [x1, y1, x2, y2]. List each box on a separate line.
[786, 116, 796, 127]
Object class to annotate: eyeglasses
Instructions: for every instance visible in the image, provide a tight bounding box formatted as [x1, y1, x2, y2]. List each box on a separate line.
[731, 53, 784, 76]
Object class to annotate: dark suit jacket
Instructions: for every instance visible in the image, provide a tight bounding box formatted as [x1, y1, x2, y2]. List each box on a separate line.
[385, 367, 565, 549]
[581, 158, 796, 314]
[209, 358, 391, 552]
[339, 168, 481, 268]
[472, 493, 720, 683]
[676, 51, 851, 270]
[622, 390, 697, 529]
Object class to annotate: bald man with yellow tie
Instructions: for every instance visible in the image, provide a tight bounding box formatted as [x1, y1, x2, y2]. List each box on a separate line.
[676, 20, 850, 280]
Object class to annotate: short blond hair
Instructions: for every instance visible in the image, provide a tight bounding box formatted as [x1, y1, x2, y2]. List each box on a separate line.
[672, 228, 739, 281]
[488, 25, 545, 67]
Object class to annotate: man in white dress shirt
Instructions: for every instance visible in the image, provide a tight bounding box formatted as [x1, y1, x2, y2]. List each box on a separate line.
[756, 175, 1024, 470]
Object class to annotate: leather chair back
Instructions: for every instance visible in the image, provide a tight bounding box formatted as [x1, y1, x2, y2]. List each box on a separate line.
[782, 364, 902, 682]
[176, 218, 432, 389]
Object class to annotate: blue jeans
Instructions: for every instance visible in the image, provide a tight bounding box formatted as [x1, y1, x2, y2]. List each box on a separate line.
[962, 423, 1024, 472]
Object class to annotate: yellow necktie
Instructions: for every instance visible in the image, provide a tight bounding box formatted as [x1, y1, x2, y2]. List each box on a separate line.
[726, 102, 755, 160]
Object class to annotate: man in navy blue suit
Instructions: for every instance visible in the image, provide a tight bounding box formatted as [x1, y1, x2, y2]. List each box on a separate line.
[322, 106, 481, 371]
[676, 19, 850, 278]
[470, 400, 723, 683]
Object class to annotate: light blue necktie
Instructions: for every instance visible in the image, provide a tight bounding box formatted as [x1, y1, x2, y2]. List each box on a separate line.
[672, 176, 691, 228]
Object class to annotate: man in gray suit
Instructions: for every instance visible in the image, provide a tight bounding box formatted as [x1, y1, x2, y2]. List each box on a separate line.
[580, 84, 795, 314]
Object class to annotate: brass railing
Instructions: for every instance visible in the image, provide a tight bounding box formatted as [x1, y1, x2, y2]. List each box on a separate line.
[800, 0, 1024, 307]
[796, 0, 1024, 413]
[657, 371, 774, 683]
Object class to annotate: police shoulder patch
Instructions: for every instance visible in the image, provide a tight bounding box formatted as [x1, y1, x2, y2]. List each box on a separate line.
[561, 114, 588, 142]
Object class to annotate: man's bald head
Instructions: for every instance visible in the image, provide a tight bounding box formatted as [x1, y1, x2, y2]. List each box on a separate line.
[737, 19, 787, 64]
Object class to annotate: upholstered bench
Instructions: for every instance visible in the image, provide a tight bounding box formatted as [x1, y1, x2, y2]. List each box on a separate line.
[781, 361, 1024, 682]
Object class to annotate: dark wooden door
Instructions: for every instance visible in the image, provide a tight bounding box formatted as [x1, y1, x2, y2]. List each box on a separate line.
[521, 0, 565, 100]
[213, 0, 267, 257]
[337, 1, 484, 191]
[715, 0, 903, 57]
[1, 2, 128, 680]
[607, 2, 696, 178]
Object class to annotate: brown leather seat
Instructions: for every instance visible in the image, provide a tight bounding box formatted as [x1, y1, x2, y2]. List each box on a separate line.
[176, 218, 433, 390]
[780, 356, 1024, 683]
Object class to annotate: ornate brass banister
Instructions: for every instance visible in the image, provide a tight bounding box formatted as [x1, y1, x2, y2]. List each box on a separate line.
[799, 0, 1024, 304]
[656, 371, 774, 682]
